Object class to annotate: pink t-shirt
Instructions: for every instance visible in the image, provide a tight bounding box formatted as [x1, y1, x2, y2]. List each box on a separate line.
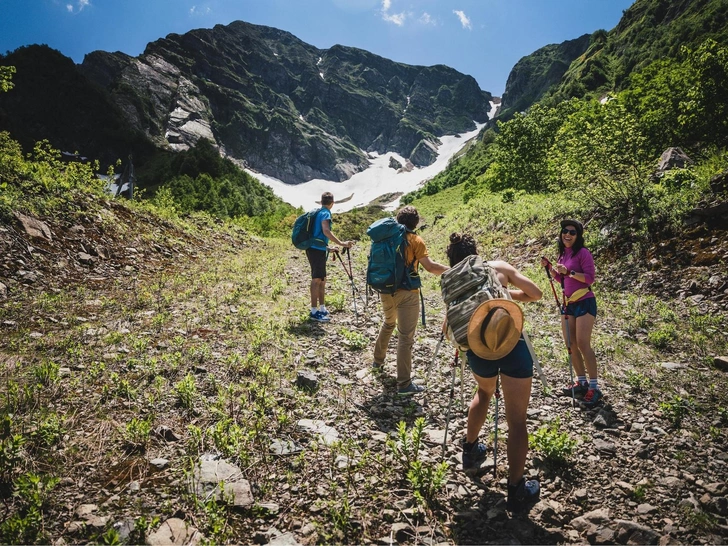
[553, 247, 595, 302]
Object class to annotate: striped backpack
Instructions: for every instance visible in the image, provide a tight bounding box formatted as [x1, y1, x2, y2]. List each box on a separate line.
[440, 255, 509, 350]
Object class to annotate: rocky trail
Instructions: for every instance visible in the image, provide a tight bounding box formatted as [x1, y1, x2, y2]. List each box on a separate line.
[1, 204, 727, 545]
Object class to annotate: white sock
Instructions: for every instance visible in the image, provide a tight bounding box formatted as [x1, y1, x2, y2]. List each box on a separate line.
[319, 305, 327, 313]
[311, 307, 318, 314]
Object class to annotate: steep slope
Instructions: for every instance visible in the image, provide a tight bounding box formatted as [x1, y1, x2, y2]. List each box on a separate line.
[79, 20, 492, 184]
[0, 45, 155, 166]
[499, 0, 728, 117]
[499, 34, 592, 119]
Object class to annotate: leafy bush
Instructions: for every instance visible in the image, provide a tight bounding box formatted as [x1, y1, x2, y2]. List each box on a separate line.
[659, 395, 694, 428]
[529, 418, 578, 465]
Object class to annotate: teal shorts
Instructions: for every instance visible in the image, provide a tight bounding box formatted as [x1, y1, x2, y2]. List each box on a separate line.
[466, 337, 533, 379]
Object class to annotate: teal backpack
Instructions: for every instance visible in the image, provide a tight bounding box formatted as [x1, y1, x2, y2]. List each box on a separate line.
[366, 218, 421, 294]
[291, 208, 323, 250]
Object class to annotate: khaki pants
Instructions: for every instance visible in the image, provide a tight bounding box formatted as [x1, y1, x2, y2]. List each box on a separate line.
[373, 289, 420, 388]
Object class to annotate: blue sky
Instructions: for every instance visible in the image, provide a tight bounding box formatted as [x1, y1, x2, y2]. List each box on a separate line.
[0, 0, 635, 96]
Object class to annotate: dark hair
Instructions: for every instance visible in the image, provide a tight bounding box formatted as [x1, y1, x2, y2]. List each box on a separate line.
[396, 205, 419, 230]
[446, 232, 478, 266]
[557, 222, 585, 257]
[321, 192, 334, 206]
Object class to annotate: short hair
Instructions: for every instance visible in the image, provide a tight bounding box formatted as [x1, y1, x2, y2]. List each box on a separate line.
[396, 205, 419, 230]
[321, 192, 334, 206]
[446, 232, 478, 266]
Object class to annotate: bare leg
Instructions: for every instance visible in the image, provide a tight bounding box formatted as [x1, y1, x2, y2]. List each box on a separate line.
[575, 314, 597, 381]
[310, 278, 323, 308]
[561, 314, 585, 377]
[467, 374, 497, 443]
[500, 374, 533, 485]
[318, 276, 327, 307]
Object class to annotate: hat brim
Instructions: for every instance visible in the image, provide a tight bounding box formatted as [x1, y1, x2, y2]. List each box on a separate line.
[467, 299, 524, 360]
[560, 219, 583, 235]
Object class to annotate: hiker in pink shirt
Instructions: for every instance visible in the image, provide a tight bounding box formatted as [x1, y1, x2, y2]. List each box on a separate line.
[541, 219, 602, 408]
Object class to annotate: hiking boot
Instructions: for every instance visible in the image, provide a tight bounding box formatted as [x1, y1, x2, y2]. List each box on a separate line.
[397, 382, 426, 396]
[462, 442, 487, 474]
[560, 381, 588, 397]
[371, 361, 383, 373]
[581, 388, 603, 408]
[309, 310, 330, 323]
[506, 477, 540, 513]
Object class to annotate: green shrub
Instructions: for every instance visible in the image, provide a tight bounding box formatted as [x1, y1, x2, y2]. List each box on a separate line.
[529, 418, 578, 465]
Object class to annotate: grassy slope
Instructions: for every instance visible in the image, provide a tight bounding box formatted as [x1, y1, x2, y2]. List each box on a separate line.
[1, 184, 727, 544]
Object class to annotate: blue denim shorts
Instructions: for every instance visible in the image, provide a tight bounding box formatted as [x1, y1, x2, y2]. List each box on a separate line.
[565, 296, 597, 318]
[466, 337, 533, 379]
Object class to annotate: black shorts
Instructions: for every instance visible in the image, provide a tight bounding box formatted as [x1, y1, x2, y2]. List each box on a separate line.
[466, 337, 533, 379]
[565, 296, 597, 318]
[306, 248, 327, 279]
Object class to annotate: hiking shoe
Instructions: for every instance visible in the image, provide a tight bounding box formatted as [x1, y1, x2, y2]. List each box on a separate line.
[462, 442, 487, 474]
[506, 477, 540, 513]
[309, 310, 330, 323]
[581, 388, 603, 408]
[397, 382, 426, 396]
[371, 362, 383, 373]
[560, 381, 589, 397]
[319, 308, 330, 317]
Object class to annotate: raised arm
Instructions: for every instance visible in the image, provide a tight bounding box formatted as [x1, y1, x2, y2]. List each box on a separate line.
[490, 260, 542, 303]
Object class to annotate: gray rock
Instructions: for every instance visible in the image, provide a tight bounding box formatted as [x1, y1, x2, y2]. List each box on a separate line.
[715, 356, 728, 372]
[295, 370, 319, 391]
[270, 439, 303, 455]
[149, 458, 169, 469]
[709, 496, 728, 516]
[189, 457, 254, 508]
[297, 419, 339, 445]
[268, 531, 301, 546]
[154, 425, 180, 442]
[593, 438, 617, 456]
[613, 520, 659, 545]
[14, 211, 53, 241]
[147, 518, 203, 545]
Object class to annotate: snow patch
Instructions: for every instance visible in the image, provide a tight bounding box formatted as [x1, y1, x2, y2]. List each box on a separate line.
[246, 122, 485, 213]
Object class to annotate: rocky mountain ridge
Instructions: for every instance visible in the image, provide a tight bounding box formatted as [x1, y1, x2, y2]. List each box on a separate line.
[78, 20, 492, 185]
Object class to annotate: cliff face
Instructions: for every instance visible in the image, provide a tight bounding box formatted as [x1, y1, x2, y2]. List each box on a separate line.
[499, 34, 592, 118]
[79, 21, 492, 184]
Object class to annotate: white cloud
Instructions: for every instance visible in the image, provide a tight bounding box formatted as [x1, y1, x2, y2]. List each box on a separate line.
[381, 0, 406, 26]
[419, 12, 435, 25]
[66, 0, 89, 13]
[453, 10, 472, 30]
[190, 5, 212, 16]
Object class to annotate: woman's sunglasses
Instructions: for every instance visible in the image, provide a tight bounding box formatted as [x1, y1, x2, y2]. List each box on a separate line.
[561, 228, 577, 236]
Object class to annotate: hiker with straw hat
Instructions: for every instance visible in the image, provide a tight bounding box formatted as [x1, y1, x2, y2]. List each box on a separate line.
[540, 219, 601, 408]
[445, 233, 542, 513]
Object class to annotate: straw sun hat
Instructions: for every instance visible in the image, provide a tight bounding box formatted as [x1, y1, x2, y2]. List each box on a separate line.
[467, 299, 524, 360]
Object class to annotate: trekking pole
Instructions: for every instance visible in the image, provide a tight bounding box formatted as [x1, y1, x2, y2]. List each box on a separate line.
[543, 259, 576, 406]
[460, 352, 466, 409]
[334, 248, 360, 321]
[344, 247, 360, 320]
[442, 348, 459, 458]
[503, 289, 548, 391]
[493, 375, 500, 479]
